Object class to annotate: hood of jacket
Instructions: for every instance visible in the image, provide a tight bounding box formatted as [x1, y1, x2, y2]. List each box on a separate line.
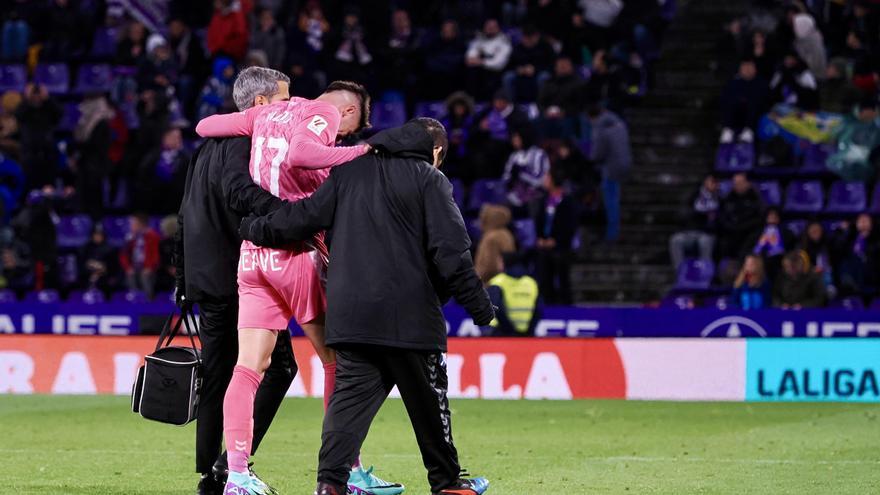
[366, 121, 435, 163]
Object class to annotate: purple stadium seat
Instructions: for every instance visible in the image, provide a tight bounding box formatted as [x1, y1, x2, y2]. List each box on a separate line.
[34, 63, 70, 94]
[829, 297, 864, 310]
[414, 101, 446, 120]
[870, 298, 880, 310]
[0, 289, 16, 303]
[25, 289, 60, 304]
[869, 183, 880, 215]
[466, 217, 482, 243]
[75, 64, 113, 94]
[103, 216, 130, 247]
[784, 220, 808, 237]
[57, 215, 93, 249]
[58, 102, 82, 132]
[801, 143, 832, 173]
[715, 143, 754, 173]
[371, 102, 407, 130]
[675, 259, 715, 290]
[74, 289, 106, 304]
[512, 218, 536, 250]
[450, 178, 465, 211]
[89, 27, 118, 59]
[703, 295, 731, 310]
[783, 180, 824, 213]
[826, 181, 867, 214]
[718, 180, 732, 198]
[113, 290, 148, 304]
[467, 179, 506, 212]
[756, 181, 781, 206]
[57, 254, 79, 287]
[0, 65, 26, 92]
[660, 294, 694, 309]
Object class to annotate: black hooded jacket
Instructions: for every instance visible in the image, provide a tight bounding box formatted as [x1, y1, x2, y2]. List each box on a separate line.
[240, 122, 494, 351]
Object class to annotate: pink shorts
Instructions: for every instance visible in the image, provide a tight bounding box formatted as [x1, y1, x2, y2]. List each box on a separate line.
[237, 240, 328, 330]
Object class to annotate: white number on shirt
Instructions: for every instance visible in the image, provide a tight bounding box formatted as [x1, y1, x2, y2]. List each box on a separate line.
[252, 136, 289, 197]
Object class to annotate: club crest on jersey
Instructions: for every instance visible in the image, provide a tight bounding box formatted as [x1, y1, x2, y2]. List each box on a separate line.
[307, 115, 328, 136]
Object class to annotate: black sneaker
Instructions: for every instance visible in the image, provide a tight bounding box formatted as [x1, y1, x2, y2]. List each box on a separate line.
[433, 477, 490, 495]
[196, 472, 224, 495]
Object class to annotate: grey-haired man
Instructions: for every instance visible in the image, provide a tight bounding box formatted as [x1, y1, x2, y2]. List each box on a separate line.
[174, 66, 291, 495]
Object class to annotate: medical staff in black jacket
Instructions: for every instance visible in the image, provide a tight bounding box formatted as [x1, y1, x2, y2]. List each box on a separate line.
[240, 118, 494, 495]
[174, 67, 294, 495]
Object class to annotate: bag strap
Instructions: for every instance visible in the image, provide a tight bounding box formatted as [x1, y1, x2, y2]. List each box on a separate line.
[154, 311, 179, 352]
[180, 307, 201, 363]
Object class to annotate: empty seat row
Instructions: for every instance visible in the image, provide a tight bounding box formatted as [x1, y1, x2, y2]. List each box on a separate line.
[0, 63, 117, 94]
[716, 142, 835, 176]
[719, 179, 875, 214]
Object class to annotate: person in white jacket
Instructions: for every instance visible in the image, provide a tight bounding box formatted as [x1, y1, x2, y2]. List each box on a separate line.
[466, 18, 512, 99]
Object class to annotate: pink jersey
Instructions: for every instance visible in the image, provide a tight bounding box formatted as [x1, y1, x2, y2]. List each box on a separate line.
[196, 97, 367, 249]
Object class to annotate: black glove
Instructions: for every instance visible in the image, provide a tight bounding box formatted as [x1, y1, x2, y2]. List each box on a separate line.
[239, 214, 257, 242]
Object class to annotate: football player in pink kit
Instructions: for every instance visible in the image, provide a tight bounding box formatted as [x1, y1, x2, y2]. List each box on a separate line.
[196, 81, 403, 495]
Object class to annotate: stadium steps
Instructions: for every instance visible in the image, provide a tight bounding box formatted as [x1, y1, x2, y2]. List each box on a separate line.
[572, 0, 748, 304]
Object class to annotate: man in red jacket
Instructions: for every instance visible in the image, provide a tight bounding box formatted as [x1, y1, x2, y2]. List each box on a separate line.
[119, 213, 160, 299]
[207, 0, 252, 61]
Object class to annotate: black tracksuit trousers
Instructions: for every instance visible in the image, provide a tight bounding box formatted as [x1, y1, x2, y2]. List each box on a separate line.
[195, 298, 297, 474]
[318, 345, 461, 493]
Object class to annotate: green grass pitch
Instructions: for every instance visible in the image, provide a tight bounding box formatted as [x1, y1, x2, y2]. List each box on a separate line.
[1, 396, 878, 494]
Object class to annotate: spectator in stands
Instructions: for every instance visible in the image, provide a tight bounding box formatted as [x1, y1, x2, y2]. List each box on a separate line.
[769, 52, 819, 111]
[73, 94, 116, 218]
[474, 204, 516, 284]
[0, 153, 25, 224]
[1, 11, 29, 61]
[135, 126, 190, 214]
[469, 89, 529, 178]
[466, 18, 513, 99]
[750, 207, 793, 283]
[586, 49, 635, 115]
[773, 250, 825, 309]
[669, 174, 720, 270]
[832, 213, 880, 299]
[290, 0, 330, 69]
[328, 7, 374, 84]
[16, 83, 61, 189]
[41, 0, 87, 60]
[0, 91, 22, 160]
[11, 191, 58, 290]
[502, 127, 550, 209]
[800, 221, 834, 296]
[158, 215, 178, 292]
[732, 254, 770, 310]
[116, 20, 147, 66]
[749, 31, 776, 81]
[827, 97, 880, 182]
[791, 13, 826, 80]
[719, 58, 767, 144]
[119, 212, 160, 299]
[379, 9, 424, 96]
[588, 103, 631, 242]
[532, 167, 578, 304]
[0, 226, 32, 295]
[207, 0, 251, 61]
[250, 8, 286, 70]
[79, 224, 118, 295]
[578, 0, 623, 48]
[440, 91, 475, 180]
[137, 34, 180, 92]
[286, 54, 324, 99]
[505, 25, 555, 103]
[820, 57, 863, 115]
[422, 19, 466, 100]
[538, 56, 585, 124]
[198, 57, 237, 120]
[718, 173, 764, 259]
[487, 252, 542, 336]
[169, 17, 209, 119]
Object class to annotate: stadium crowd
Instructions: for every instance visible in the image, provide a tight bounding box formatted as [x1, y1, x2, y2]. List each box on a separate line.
[669, 0, 880, 309]
[0, 0, 667, 304]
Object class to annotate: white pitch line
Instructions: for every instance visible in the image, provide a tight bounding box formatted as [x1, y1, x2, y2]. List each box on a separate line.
[1, 449, 878, 466]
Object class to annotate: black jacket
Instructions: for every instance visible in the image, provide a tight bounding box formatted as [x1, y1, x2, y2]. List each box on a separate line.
[175, 137, 282, 302]
[240, 122, 494, 351]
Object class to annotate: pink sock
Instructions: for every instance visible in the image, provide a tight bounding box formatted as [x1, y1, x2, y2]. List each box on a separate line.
[323, 361, 336, 411]
[224, 365, 262, 473]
